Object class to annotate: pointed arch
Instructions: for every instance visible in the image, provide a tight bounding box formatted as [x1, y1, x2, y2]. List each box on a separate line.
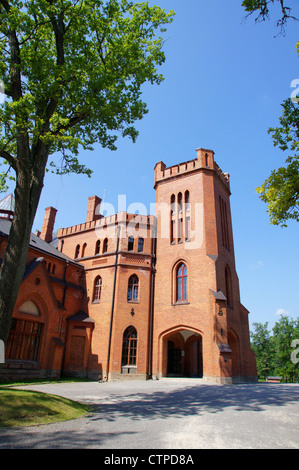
[103, 238, 108, 253]
[75, 244, 80, 258]
[95, 239, 101, 255]
[121, 326, 137, 366]
[176, 262, 188, 301]
[93, 276, 102, 301]
[127, 274, 139, 301]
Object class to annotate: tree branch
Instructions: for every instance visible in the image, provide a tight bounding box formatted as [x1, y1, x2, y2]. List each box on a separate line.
[0, 150, 18, 172]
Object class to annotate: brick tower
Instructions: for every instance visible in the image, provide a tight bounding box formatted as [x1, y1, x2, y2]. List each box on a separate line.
[57, 197, 156, 381]
[152, 148, 257, 383]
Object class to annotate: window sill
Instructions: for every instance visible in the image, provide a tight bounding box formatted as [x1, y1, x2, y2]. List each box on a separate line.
[127, 300, 139, 304]
[172, 301, 190, 306]
[92, 300, 101, 304]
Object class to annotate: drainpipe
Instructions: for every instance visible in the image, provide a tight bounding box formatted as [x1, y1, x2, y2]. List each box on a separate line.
[105, 224, 121, 381]
[147, 220, 157, 379]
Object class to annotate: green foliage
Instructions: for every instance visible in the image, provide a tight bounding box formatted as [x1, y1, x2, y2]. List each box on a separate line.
[0, 0, 175, 185]
[250, 322, 276, 379]
[251, 315, 299, 382]
[256, 97, 299, 227]
[242, 1, 299, 226]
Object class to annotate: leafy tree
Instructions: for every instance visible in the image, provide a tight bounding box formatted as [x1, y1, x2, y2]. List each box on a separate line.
[251, 315, 299, 382]
[242, 1, 299, 226]
[250, 322, 275, 379]
[0, 0, 174, 346]
[272, 315, 299, 382]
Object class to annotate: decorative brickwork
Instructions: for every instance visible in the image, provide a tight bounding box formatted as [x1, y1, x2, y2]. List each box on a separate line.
[0, 148, 257, 384]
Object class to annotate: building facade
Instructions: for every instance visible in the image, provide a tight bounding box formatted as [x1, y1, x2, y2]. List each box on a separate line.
[0, 148, 257, 383]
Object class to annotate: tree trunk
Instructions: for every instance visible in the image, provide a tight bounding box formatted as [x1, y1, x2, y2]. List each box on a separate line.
[0, 147, 48, 346]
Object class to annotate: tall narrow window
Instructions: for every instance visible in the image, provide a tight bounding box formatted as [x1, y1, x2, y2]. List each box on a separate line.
[103, 238, 108, 253]
[75, 244, 80, 258]
[121, 326, 137, 366]
[178, 192, 182, 212]
[128, 274, 139, 301]
[185, 190, 190, 210]
[93, 276, 102, 301]
[95, 239, 101, 255]
[170, 217, 175, 244]
[178, 216, 183, 242]
[81, 243, 87, 258]
[176, 263, 188, 301]
[171, 194, 176, 210]
[225, 266, 233, 308]
[185, 215, 191, 241]
[138, 237, 144, 252]
[205, 153, 209, 167]
[220, 196, 230, 251]
[128, 236, 134, 251]
[170, 194, 176, 244]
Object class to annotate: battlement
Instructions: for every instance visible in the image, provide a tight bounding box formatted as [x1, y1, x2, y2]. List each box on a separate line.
[154, 148, 230, 191]
[57, 212, 156, 238]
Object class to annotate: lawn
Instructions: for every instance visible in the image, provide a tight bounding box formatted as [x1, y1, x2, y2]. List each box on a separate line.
[0, 388, 89, 427]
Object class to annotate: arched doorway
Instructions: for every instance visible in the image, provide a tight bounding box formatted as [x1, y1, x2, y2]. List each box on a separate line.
[162, 328, 203, 378]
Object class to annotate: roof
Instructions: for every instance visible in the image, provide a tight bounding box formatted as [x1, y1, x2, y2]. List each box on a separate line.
[210, 289, 227, 301]
[67, 311, 95, 323]
[0, 193, 15, 212]
[0, 218, 83, 267]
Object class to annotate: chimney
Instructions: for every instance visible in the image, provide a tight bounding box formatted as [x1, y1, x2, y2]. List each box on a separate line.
[86, 195, 102, 222]
[40, 207, 57, 243]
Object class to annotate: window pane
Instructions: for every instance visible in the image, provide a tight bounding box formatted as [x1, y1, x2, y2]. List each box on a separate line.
[138, 238, 144, 252]
[128, 276, 139, 301]
[177, 263, 187, 301]
[6, 319, 41, 361]
[122, 327, 137, 366]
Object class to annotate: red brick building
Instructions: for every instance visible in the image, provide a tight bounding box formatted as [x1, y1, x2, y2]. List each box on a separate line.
[0, 148, 257, 383]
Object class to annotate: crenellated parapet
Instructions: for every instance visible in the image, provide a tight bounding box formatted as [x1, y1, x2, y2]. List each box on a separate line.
[154, 148, 230, 192]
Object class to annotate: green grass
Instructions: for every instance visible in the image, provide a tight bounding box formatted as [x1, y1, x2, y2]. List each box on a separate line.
[0, 388, 89, 427]
[0, 376, 93, 387]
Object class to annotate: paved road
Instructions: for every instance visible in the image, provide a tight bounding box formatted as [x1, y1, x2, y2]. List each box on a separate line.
[0, 379, 298, 449]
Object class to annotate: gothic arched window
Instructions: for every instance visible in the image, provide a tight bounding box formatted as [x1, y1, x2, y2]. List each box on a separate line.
[103, 238, 108, 253]
[225, 265, 233, 308]
[121, 326, 137, 366]
[128, 275, 139, 301]
[95, 239, 101, 255]
[81, 243, 87, 258]
[75, 244, 80, 258]
[93, 276, 102, 301]
[176, 263, 188, 301]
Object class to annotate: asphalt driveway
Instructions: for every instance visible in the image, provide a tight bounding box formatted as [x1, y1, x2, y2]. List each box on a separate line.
[0, 379, 298, 449]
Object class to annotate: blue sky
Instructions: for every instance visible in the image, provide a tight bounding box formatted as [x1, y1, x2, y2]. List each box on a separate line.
[6, 1, 299, 331]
